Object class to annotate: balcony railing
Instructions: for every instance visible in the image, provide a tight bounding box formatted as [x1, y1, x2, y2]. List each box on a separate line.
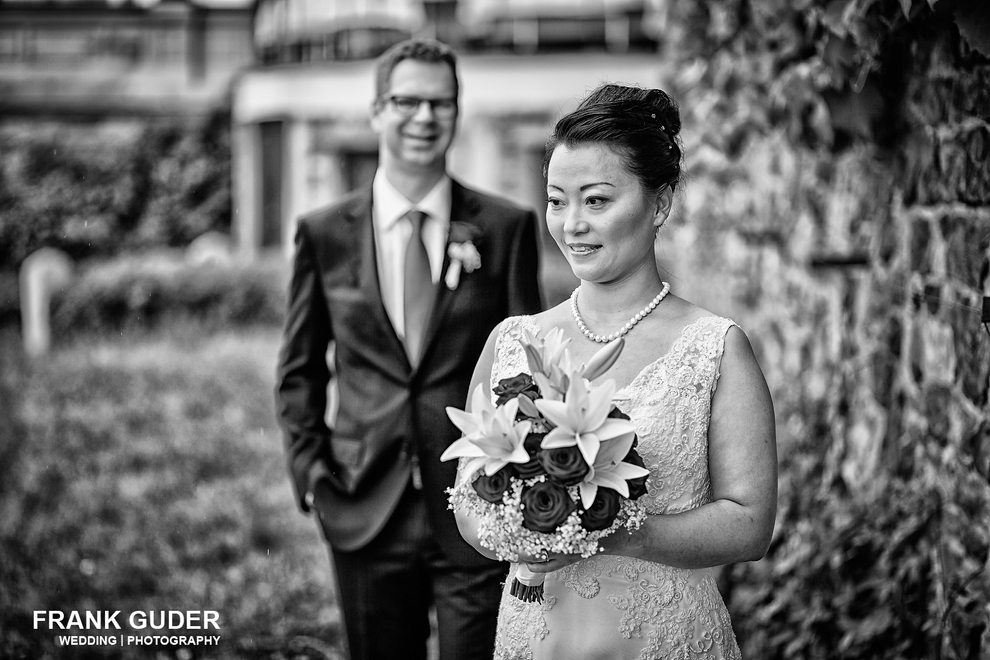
[251, 0, 661, 64]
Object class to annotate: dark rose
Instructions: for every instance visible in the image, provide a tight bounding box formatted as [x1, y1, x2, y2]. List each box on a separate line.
[580, 487, 621, 531]
[515, 432, 547, 479]
[608, 407, 631, 420]
[493, 373, 541, 407]
[538, 445, 589, 486]
[520, 480, 576, 533]
[472, 465, 516, 503]
[623, 441, 649, 501]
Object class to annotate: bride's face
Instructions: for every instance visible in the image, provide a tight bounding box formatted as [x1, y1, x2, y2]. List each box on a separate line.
[545, 143, 662, 285]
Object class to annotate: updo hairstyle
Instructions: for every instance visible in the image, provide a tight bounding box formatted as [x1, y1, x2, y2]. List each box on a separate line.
[544, 83, 682, 198]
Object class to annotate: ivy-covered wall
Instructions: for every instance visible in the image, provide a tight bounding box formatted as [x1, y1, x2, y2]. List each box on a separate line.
[657, 0, 989, 657]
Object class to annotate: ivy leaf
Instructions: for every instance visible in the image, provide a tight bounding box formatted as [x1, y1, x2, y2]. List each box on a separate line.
[822, 80, 884, 142]
[898, 0, 913, 18]
[954, 0, 990, 57]
[823, 33, 861, 77]
[822, 0, 855, 37]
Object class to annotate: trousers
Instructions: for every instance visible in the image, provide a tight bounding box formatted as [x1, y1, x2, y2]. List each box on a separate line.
[330, 484, 507, 660]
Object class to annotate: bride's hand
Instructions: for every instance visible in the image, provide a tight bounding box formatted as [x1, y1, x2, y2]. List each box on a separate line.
[596, 525, 645, 558]
[520, 551, 582, 574]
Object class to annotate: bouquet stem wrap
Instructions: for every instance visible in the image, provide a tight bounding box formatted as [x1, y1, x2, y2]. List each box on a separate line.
[509, 565, 545, 603]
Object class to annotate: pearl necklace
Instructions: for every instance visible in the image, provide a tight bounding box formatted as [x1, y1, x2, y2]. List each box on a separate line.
[570, 282, 671, 343]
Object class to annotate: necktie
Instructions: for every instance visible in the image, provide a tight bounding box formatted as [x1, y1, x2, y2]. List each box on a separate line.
[403, 210, 436, 365]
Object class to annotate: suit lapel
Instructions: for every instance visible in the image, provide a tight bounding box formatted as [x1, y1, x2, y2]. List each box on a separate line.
[419, 182, 479, 363]
[346, 180, 482, 373]
[348, 188, 410, 368]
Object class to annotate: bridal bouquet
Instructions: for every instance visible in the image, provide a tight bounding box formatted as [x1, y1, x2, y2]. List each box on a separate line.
[441, 329, 650, 602]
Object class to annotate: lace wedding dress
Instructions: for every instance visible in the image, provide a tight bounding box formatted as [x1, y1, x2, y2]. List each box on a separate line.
[491, 315, 742, 660]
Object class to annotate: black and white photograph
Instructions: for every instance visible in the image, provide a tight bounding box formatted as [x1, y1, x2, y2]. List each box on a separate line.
[1, 0, 988, 659]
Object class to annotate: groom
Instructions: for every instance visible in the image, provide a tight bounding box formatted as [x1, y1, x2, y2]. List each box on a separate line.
[275, 38, 542, 660]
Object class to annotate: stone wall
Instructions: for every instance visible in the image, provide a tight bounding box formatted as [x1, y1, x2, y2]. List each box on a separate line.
[660, 8, 989, 657]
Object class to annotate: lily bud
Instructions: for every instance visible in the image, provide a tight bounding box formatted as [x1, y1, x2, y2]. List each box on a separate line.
[583, 337, 625, 381]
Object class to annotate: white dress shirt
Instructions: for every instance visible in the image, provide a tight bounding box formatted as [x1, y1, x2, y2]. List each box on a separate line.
[372, 170, 451, 340]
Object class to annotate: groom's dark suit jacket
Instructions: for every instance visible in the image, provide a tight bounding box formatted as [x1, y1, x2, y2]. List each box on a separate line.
[276, 179, 542, 566]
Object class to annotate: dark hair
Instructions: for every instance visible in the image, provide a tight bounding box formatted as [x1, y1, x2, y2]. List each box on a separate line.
[374, 38, 460, 102]
[544, 83, 682, 196]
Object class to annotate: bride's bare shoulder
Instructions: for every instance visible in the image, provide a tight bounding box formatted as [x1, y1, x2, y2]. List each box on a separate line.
[527, 302, 571, 335]
[658, 294, 719, 328]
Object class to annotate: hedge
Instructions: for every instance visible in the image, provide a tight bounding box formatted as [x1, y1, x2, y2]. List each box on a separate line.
[49, 251, 289, 340]
[0, 111, 231, 271]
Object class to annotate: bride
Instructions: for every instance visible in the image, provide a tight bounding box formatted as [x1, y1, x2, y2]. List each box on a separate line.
[452, 83, 778, 659]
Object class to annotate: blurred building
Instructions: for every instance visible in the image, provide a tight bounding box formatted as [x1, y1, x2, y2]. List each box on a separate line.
[0, 0, 255, 119]
[233, 0, 667, 258]
[0, 0, 669, 262]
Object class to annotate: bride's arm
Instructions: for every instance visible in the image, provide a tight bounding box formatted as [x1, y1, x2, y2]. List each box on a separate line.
[531, 325, 778, 572]
[608, 325, 776, 568]
[451, 322, 502, 561]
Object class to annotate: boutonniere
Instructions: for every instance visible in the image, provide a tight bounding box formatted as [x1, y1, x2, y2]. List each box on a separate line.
[444, 222, 482, 290]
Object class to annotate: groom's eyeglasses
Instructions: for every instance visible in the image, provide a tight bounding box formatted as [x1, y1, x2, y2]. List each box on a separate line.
[383, 95, 458, 119]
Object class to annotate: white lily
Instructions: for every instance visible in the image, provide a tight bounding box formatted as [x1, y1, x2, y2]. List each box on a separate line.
[577, 432, 649, 509]
[521, 327, 574, 400]
[579, 337, 625, 381]
[442, 384, 532, 482]
[521, 327, 569, 374]
[535, 376, 637, 467]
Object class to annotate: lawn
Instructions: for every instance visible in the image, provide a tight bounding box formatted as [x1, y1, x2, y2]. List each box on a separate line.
[0, 328, 345, 659]
[0, 245, 574, 660]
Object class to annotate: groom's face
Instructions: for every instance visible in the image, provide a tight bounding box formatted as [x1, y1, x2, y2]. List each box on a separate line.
[371, 59, 458, 176]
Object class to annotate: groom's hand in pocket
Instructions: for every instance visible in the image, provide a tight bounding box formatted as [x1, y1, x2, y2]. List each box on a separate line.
[307, 477, 335, 520]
